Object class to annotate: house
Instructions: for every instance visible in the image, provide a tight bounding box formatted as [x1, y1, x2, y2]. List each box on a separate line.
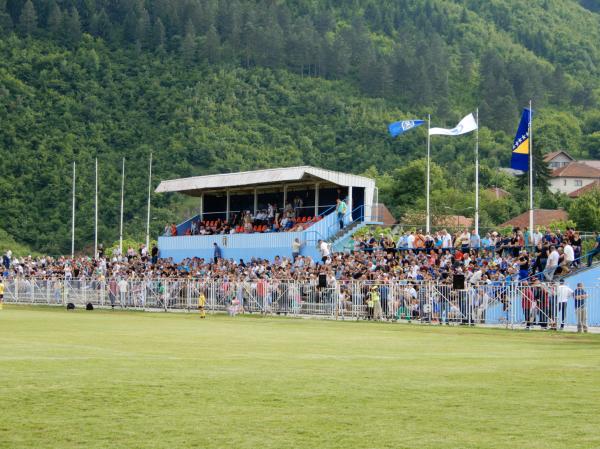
[485, 187, 510, 200]
[499, 209, 569, 229]
[434, 215, 474, 228]
[549, 162, 600, 195]
[372, 203, 397, 226]
[544, 151, 574, 170]
[568, 179, 600, 198]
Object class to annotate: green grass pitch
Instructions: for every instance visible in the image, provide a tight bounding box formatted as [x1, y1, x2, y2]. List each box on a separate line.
[1, 306, 599, 449]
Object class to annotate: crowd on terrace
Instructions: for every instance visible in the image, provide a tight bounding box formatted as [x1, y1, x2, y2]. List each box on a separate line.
[163, 197, 339, 237]
[2, 226, 597, 286]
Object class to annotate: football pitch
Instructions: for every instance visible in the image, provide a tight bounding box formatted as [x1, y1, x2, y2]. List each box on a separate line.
[1, 306, 599, 449]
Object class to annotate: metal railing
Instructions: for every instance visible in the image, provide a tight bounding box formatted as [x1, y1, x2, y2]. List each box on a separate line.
[3, 278, 597, 331]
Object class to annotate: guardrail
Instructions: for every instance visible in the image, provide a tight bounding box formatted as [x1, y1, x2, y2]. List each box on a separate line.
[3, 279, 597, 331]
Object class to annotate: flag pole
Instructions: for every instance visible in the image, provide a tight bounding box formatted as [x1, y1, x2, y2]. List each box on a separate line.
[94, 157, 98, 259]
[426, 114, 431, 234]
[71, 161, 76, 259]
[119, 157, 125, 256]
[146, 152, 153, 250]
[475, 108, 479, 236]
[528, 100, 534, 236]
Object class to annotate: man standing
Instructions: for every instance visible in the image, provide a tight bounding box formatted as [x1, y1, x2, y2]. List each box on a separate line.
[151, 244, 159, 265]
[336, 198, 347, 230]
[470, 229, 480, 254]
[556, 279, 573, 330]
[0, 277, 4, 310]
[587, 232, 600, 266]
[292, 238, 302, 261]
[574, 282, 588, 333]
[318, 239, 330, 263]
[213, 242, 222, 264]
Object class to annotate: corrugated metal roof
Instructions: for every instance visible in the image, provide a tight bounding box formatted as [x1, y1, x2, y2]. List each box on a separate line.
[155, 166, 375, 195]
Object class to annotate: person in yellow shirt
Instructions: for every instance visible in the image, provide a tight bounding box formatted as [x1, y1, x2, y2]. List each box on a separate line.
[198, 292, 206, 319]
[0, 278, 5, 310]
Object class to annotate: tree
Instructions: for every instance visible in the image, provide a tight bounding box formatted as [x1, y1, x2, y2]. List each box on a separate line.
[0, 0, 12, 34]
[181, 20, 197, 65]
[569, 189, 600, 231]
[18, 0, 37, 36]
[63, 8, 82, 46]
[153, 18, 165, 51]
[202, 25, 220, 64]
[46, 2, 62, 36]
[517, 143, 551, 193]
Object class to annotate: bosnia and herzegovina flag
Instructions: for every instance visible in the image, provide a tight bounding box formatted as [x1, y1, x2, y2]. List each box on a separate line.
[511, 108, 533, 171]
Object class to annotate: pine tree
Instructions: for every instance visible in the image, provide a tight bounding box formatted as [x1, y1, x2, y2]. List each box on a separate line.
[0, 0, 13, 34]
[181, 20, 197, 65]
[153, 17, 166, 51]
[18, 0, 37, 36]
[203, 25, 220, 64]
[47, 2, 63, 36]
[63, 8, 81, 46]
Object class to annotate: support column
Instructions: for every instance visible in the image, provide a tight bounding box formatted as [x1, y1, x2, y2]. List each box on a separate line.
[348, 186, 353, 222]
[200, 193, 204, 221]
[253, 188, 258, 215]
[226, 190, 230, 222]
[283, 184, 288, 208]
[314, 183, 320, 216]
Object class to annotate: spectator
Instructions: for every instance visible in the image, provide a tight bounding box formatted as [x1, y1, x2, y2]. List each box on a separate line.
[292, 238, 302, 260]
[336, 198, 347, 230]
[544, 246, 559, 281]
[213, 242, 222, 263]
[587, 232, 600, 267]
[151, 244, 159, 264]
[556, 279, 573, 330]
[573, 282, 588, 333]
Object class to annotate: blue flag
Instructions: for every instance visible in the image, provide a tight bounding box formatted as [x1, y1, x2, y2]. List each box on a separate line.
[388, 120, 425, 138]
[511, 108, 533, 171]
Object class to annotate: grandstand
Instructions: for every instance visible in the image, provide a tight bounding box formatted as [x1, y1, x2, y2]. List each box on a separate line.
[155, 166, 379, 262]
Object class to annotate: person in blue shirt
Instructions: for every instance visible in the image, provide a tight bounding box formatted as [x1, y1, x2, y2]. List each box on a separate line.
[587, 232, 600, 267]
[470, 229, 480, 254]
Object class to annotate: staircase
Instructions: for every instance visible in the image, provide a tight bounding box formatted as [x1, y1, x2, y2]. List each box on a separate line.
[329, 221, 367, 253]
[560, 259, 600, 287]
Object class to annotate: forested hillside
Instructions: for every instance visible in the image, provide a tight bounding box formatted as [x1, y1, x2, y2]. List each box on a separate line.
[1, 0, 599, 253]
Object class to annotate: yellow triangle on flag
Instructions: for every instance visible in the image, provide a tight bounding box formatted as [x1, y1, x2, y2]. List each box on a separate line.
[513, 140, 529, 154]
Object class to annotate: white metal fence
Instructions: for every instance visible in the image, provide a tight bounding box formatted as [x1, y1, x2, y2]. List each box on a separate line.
[3, 278, 597, 330]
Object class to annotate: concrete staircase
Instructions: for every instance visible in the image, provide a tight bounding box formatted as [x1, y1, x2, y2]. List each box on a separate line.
[330, 221, 367, 253]
[561, 260, 600, 288]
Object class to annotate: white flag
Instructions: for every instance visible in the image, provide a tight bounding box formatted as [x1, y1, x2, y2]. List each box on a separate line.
[429, 113, 478, 136]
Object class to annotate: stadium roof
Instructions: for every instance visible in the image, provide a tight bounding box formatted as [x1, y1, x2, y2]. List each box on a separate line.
[155, 166, 375, 196]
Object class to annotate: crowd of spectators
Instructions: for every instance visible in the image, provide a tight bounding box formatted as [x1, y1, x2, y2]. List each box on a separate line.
[2, 226, 596, 286]
[1, 225, 594, 332]
[164, 197, 329, 237]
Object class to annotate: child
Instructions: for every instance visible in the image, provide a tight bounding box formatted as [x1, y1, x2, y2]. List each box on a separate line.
[198, 292, 206, 319]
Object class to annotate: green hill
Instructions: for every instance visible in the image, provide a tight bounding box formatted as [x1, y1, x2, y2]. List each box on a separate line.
[0, 0, 599, 253]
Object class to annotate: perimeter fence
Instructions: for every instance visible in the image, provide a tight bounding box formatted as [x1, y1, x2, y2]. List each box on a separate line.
[3, 278, 598, 330]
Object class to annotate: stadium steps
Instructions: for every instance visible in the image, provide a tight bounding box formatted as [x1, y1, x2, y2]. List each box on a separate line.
[560, 260, 600, 287]
[329, 221, 367, 253]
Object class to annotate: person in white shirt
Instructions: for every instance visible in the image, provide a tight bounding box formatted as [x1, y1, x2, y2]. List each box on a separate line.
[318, 240, 330, 263]
[441, 230, 452, 249]
[563, 243, 575, 266]
[406, 232, 415, 249]
[533, 228, 543, 246]
[556, 279, 573, 330]
[544, 246, 559, 281]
